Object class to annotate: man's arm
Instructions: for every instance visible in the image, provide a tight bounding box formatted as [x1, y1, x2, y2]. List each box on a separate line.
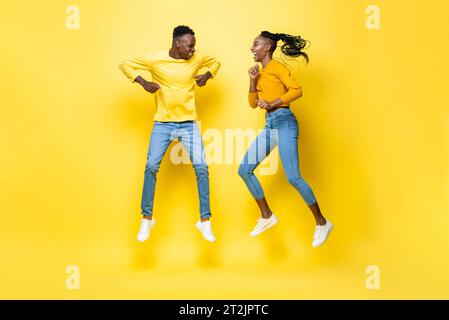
[134, 75, 160, 93]
[118, 54, 160, 93]
[193, 54, 221, 87]
[119, 54, 152, 82]
[200, 55, 221, 79]
[193, 71, 213, 87]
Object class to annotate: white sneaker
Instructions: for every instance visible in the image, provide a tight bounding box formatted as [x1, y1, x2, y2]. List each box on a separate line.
[137, 218, 155, 242]
[195, 220, 216, 242]
[312, 220, 333, 247]
[249, 214, 279, 237]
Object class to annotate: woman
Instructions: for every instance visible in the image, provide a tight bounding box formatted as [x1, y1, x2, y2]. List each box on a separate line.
[238, 31, 333, 247]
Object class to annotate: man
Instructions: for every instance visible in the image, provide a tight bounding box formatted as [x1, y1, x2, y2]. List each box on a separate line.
[119, 25, 220, 242]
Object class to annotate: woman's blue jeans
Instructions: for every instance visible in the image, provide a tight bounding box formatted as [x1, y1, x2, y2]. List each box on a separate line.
[238, 108, 317, 206]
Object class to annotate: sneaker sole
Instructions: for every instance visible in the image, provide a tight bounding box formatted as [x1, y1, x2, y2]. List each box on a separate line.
[249, 219, 278, 237]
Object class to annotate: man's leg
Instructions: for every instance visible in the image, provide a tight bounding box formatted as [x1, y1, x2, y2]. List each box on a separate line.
[178, 121, 211, 220]
[178, 121, 215, 242]
[141, 122, 173, 219]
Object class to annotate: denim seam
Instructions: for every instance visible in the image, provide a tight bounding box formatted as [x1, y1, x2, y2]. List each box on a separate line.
[287, 117, 296, 180]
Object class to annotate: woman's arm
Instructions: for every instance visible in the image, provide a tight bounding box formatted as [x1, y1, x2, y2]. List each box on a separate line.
[265, 64, 302, 109]
[270, 87, 303, 108]
[248, 65, 260, 108]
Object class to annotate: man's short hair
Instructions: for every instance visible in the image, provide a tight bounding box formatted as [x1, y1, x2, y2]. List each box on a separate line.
[173, 25, 195, 38]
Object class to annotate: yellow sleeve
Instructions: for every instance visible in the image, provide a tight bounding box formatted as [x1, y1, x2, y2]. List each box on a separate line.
[248, 92, 258, 108]
[118, 54, 153, 82]
[200, 55, 221, 78]
[277, 64, 302, 104]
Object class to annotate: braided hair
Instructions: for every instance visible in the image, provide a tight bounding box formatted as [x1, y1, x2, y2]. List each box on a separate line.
[260, 31, 310, 63]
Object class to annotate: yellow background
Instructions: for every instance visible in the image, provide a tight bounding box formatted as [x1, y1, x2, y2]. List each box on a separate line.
[1, 0, 448, 299]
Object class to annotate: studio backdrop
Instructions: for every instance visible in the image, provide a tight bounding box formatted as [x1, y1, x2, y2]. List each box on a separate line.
[1, 0, 448, 299]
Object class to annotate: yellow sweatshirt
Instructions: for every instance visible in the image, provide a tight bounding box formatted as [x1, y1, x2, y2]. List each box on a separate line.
[119, 50, 221, 122]
[248, 59, 302, 108]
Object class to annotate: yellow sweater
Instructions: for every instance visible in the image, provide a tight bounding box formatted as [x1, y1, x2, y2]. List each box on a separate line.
[119, 50, 221, 122]
[248, 59, 302, 108]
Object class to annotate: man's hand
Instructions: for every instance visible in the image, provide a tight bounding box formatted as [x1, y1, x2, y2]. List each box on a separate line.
[134, 76, 160, 93]
[193, 71, 212, 87]
[248, 64, 260, 80]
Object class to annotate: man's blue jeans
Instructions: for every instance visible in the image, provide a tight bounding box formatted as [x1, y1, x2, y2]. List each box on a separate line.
[238, 108, 317, 206]
[141, 121, 211, 219]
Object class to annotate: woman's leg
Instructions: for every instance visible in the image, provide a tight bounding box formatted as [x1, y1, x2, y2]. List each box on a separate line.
[255, 198, 273, 219]
[238, 127, 277, 218]
[277, 114, 326, 226]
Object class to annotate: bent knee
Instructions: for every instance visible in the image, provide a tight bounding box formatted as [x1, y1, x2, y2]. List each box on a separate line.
[238, 164, 253, 177]
[287, 175, 304, 186]
[193, 163, 208, 172]
[145, 162, 160, 174]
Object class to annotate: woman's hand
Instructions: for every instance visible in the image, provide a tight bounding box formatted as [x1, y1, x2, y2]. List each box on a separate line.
[256, 98, 284, 110]
[256, 99, 271, 109]
[248, 64, 260, 80]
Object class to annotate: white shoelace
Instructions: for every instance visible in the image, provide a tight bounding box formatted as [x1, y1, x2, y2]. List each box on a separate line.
[255, 218, 266, 229]
[313, 226, 322, 240]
